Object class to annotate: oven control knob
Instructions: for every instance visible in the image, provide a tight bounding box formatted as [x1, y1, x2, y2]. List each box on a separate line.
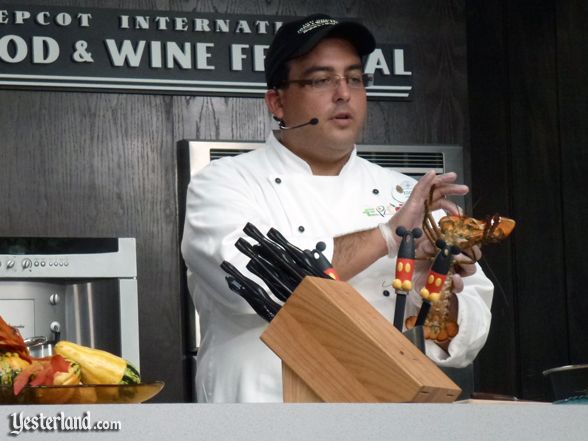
[6, 260, 15, 269]
[22, 258, 32, 269]
[49, 293, 61, 305]
[50, 321, 61, 333]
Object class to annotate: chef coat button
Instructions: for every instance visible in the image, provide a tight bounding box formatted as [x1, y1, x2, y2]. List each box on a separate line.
[372, 188, 379, 195]
[298, 226, 305, 233]
[382, 290, 390, 297]
[275, 177, 282, 184]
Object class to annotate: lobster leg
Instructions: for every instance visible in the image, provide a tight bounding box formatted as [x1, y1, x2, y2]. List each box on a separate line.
[425, 211, 443, 241]
[422, 188, 443, 246]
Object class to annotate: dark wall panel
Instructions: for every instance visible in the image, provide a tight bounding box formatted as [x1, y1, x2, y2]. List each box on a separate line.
[466, 1, 518, 396]
[172, 96, 270, 142]
[507, 0, 567, 400]
[0, 90, 187, 401]
[468, 0, 588, 399]
[557, 0, 588, 364]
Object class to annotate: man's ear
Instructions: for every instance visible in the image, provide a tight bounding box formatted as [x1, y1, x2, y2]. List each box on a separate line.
[265, 89, 284, 121]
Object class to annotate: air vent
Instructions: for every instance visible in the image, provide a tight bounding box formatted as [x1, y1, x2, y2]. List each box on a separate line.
[210, 149, 252, 160]
[357, 151, 445, 177]
[211, 149, 445, 177]
[183, 141, 462, 182]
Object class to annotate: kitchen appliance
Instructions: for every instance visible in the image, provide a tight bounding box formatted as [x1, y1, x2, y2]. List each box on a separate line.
[0, 237, 140, 368]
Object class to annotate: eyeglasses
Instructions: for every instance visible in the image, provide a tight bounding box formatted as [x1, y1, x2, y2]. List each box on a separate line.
[280, 73, 374, 90]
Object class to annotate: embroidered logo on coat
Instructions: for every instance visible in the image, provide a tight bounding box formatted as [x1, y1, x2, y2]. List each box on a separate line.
[363, 180, 414, 217]
[392, 180, 414, 204]
[362, 204, 403, 217]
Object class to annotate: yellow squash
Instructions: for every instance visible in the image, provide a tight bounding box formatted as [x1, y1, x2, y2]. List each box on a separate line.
[0, 353, 30, 386]
[54, 341, 130, 384]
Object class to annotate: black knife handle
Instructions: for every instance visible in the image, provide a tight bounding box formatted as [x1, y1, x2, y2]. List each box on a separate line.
[267, 228, 326, 277]
[246, 260, 292, 302]
[242, 222, 267, 244]
[266, 227, 294, 250]
[225, 276, 276, 322]
[243, 223, 307, 281]
[235, 237, 257, 259]
[220, 261, 281, 315]
[237, 238, 300, 291]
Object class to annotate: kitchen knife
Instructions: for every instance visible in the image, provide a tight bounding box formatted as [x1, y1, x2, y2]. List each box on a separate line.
[392, 226, 421, 331]
[245, 259, 293, 302]
[225, 276, 277, 322]
[304, 241, 340, 280]
[221, 261, 281, 321]
[235, 237, 300, 294]
[267, 227, 325, 277]
[243, 223, 308, 281]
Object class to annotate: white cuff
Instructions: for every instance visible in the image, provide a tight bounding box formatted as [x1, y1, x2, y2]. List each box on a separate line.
[378, 223, 398, 258]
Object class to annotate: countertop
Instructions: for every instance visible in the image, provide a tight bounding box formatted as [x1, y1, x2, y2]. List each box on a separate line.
[2, 402, 587, 440]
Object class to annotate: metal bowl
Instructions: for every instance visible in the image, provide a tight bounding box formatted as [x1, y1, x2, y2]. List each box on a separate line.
[543, 364, 588, 401]
[24, 336, 55, 358]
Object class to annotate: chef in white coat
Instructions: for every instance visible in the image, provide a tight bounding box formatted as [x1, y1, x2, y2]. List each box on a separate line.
[181, 13, 494, 403]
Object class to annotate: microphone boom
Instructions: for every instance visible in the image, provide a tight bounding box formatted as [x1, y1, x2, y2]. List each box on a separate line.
[279, 118, 319, 130]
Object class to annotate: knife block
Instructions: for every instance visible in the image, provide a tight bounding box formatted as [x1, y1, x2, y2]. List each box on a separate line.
[260, 277, 461, 403]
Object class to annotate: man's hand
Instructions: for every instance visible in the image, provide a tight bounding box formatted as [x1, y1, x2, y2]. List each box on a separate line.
[332, 170, 468, 281]
[386, 170, 468, 245]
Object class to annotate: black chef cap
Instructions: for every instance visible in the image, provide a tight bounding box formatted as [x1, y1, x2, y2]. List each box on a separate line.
[265, 14, 376, 89]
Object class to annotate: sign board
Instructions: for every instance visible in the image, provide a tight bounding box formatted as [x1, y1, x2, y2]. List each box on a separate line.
[0, 6, 413, 99]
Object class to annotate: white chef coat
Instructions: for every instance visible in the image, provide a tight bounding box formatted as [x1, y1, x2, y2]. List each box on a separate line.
[181, 132, 493, 403]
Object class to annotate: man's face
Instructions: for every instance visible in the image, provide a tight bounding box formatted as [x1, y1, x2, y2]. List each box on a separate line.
[276, 38, 368, 155]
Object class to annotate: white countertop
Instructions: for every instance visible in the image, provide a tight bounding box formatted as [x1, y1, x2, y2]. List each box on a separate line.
[2, 402, 587, 440]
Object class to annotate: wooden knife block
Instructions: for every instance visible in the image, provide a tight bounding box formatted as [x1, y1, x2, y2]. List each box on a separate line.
[261, 277, 461, 403]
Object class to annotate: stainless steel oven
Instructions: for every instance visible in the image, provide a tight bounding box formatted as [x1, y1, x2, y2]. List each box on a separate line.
[0, 237, 140, 368]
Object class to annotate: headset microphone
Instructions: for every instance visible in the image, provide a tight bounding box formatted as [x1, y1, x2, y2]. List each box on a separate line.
[278, 118, 319, 130]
